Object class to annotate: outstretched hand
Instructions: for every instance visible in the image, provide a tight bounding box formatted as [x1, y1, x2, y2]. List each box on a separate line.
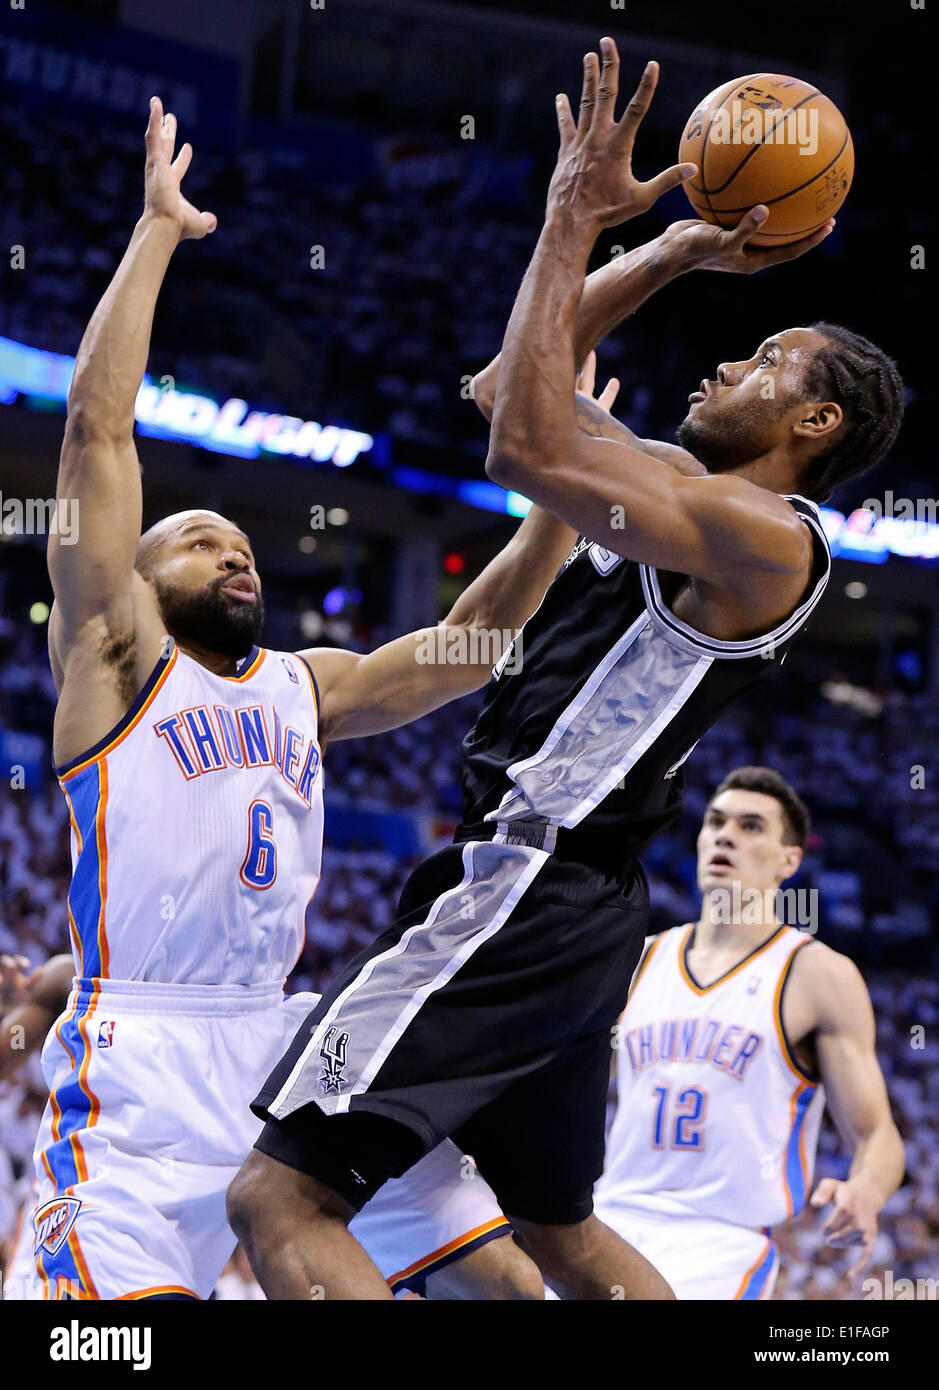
[576, 350, 620, 413]
[661, 208, 836, 275]
[144, 96, 217, 242]
[549, 41, 696, 231]
[810, 1176, 879, 1279]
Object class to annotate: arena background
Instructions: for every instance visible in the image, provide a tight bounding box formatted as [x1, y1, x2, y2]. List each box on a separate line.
[0, 0, 935, 1302]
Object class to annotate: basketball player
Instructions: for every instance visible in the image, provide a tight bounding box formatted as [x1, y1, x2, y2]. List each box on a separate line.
[228, 46, 904, 1299]
[16, 96, 596, 1301]
[0, 954, 522, 1300]
[595, 766, 906, 1299]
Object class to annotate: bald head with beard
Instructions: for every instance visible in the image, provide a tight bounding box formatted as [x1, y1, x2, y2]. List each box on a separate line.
[135, 510, 264, 660]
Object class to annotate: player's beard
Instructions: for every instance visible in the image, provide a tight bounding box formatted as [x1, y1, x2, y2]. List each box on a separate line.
[153, 575, 265, 659]
[676, 394, 787, 473]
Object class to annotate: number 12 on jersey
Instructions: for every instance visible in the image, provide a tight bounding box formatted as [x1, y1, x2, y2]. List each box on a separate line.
[651, 1084, 708, 1151]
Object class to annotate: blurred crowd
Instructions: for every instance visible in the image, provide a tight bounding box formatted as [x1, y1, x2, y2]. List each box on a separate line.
[0, 616, 936, 1298]
[0, 105, 922, 503]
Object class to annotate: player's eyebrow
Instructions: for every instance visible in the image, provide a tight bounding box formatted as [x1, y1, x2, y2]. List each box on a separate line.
[177, 522, 253, 552]
[758, 340, 783, 359]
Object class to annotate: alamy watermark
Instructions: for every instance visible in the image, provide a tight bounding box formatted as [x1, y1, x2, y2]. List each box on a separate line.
[414, 626, 523, 675]
[709, 883, 819, 932]
[0, 492, 78, 544]
[859, 492, 938, 525]
[707, 102, 819, 157]
[861, 1270, 937, 1300]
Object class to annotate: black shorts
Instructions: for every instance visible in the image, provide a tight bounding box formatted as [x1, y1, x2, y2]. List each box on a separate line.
[252, 837, 648, 1224]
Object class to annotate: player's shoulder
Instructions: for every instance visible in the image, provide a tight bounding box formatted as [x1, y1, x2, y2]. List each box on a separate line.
[635, 925, 686, 970]
[785, 936, 870, 1013]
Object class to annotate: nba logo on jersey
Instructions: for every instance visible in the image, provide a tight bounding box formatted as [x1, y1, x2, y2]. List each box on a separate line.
[97, 1020, 116, 1048]
[319, 1026, 350, 1095]
[33, 1196, 81, 1256]
[746, 977, 761, 995]
[281, 657, 299, 685]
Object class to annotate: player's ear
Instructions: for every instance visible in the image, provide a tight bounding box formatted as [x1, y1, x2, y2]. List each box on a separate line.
[792, 400, 842, 442]
[779, 844, 803, 882]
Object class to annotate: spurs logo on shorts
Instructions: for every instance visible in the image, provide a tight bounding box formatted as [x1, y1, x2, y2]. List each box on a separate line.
[320, 1026, 350, 1094]
[33, 1196, 82, 1257]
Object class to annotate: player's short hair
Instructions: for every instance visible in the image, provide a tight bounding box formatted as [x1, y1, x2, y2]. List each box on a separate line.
[800, 322, 905, 502]
[710, 766, 811, 848]
[134, 528, 162, 580]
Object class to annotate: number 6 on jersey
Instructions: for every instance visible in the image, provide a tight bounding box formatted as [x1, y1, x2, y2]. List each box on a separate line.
[241, 799, 277, 888]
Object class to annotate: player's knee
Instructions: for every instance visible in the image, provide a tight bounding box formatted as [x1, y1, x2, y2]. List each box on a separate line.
[485, 1238, 545, 1300]
[427, 1233, 544, 1300]
[226, 1151, 276, 1245]
[510, 1212, 599, 1274]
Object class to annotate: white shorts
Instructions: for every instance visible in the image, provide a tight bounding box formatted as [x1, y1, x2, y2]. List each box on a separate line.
[8, 979, 508, 1301]
[594, 1199, 779, 1300]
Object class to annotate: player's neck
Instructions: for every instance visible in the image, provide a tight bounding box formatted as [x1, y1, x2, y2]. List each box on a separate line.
[721, 450, 806, 497]
[693, 890, 781, 957]
[172, 635, 246, 678]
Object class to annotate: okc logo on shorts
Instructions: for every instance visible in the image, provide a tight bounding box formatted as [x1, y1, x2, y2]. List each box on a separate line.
[97, 1020, 116, 1048]
[319, 1026, 350, 1095]
[33, 1195, 82, 1256]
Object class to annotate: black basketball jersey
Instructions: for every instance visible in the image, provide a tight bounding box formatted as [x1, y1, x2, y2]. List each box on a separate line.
[458, 494, 831, 870]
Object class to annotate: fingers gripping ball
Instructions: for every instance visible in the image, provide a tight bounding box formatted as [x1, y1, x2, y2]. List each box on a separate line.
[679, 74, 853, 245]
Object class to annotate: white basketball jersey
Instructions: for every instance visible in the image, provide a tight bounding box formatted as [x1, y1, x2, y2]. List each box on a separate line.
[55, 640, 323, 987]
[597, 924, 825, 1229]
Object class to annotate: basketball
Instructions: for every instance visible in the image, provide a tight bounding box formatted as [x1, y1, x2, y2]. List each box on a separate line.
[679, 74, 854, 245]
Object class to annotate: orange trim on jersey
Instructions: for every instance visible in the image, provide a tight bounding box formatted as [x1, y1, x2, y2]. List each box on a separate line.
[66, 903, 82, 969]
[68, 1230, 100, 1299]
[45, 987, 102, 1186]
[70, 984, 102, 1189]
[62, 795, 85, 975]
[296, 653, 320, 721]
[782, 1081, 813, 1219]
[773, 940, 817, 1084]
[35, 1149, 55, 1298]
[626, 933, 667, 1003]
[386, 1216, 510, 1288]
[222, 648, 266, 682]
[114, 1285, 201, 1300]
[58, 647, 179, 783]
[733, 1234, 773, 1300]
[93, 763, 110, 977]
[678, 923, 788, 996]
[37, 987, 103, 1297]
[49, 996, 80, 1147]
[39, 1147, 55, 1188]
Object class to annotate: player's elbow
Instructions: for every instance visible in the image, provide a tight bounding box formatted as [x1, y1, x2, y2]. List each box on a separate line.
[485, 446, 521, 490]
[471, 371, 495, 422]
[486, 434, 541, 492]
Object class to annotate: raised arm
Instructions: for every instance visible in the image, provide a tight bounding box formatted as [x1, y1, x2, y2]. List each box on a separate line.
[48, 100, 215, 765]
[304, 358, 632, 744]
[472, 198, 831, 468]
[302, 495, 577, 744]
[790, 946, 906, 1278]
[485, 46, 812, 613]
